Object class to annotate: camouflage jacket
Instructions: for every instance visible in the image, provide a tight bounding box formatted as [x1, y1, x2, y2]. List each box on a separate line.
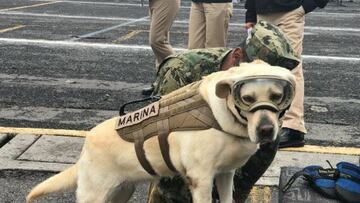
[152, 48, 231, 96]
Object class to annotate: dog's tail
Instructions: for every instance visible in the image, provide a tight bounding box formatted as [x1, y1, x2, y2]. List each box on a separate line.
[26, 164, 78, 203]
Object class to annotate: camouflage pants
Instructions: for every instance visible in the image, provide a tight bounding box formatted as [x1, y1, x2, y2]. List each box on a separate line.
[147, 137, 280, 203]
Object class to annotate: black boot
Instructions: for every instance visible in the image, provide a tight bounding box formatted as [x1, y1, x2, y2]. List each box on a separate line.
[233, 138, 280, 202]
[278, 128, 305, 149]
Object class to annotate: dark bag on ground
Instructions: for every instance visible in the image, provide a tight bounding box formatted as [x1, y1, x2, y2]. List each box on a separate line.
[282, 161, 360, 203]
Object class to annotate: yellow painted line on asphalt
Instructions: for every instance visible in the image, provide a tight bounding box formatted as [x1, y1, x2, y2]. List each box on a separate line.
[0, 127, 87, 137]
[113, 30, 145, 43]
[263, 186, 271, 203]
[0, 1, 59, 12]
[280, 145, 360, 156]
[0, 25, 26, 33]
[249, 186, 272, 203]
[249, 186, 259, 203]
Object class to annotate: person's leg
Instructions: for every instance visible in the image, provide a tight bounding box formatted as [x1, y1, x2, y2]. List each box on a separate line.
[149, 0, 180, 68]
[144, 0, 180, 95]
[188, 2, 206, 49]
[203, 3, 232, 48]
[258, 7, 306, 148]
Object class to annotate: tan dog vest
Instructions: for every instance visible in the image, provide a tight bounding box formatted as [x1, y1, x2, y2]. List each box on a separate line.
[116, 81, 221, 175]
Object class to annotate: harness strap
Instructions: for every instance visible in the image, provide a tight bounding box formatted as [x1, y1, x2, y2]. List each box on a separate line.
[119, 96, 160, 116]
[282, 171, 312, 192]
[119, 86, 223, 176]
[157, 118, 177, 173]
[134, 130, 157, 176]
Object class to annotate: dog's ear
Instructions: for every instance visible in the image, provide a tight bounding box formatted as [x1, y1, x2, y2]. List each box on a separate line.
[215, 80, 232, 98]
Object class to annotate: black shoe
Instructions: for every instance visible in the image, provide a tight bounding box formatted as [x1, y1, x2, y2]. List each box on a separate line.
[142, 85, 154, 96]
[233, 186, 252, 203]
[278, 128, 305, 149]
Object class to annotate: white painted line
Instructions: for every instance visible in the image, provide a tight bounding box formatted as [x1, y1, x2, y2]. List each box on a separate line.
[0, 38, 359, 62]
[0, 37, 153, 49]
[306, 11, 360, 17]
[30, 0, 360, 17]
[303, 32, 315, 35]
[0, 73, 146, 91]
[304, 26, 360, 32]
[69, 16, 149, 41]
[1, 12, 360, 33]
[302, 55, 360, 61]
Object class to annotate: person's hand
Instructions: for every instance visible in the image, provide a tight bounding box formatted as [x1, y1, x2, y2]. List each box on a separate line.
[245, 22, 255, 29]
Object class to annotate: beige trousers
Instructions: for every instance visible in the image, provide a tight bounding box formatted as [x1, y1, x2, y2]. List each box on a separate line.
[149, 0, 180, 68]
[188, 2, 232, 49]
[258, 6, 306, 133]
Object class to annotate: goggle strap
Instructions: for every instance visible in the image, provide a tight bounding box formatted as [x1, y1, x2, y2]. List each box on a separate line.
[250, 104, 278, 113]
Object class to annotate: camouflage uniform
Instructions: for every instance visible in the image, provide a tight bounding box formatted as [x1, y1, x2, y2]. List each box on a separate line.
[152, 48, 231, 96]
[245, 20, 299, 70]
[148, 20, 300, 203]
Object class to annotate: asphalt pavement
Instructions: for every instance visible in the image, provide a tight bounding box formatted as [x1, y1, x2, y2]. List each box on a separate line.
[0, 0, 359, 202]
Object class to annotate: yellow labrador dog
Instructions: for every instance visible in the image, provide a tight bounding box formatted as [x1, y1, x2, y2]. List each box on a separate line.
[27, 61, 295, 203]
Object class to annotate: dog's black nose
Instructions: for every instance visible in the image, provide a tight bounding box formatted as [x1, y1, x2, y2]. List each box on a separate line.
[258, 124, 274, 138]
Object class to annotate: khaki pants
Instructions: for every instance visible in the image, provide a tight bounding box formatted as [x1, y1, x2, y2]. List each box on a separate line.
[188, 2, 232, 49]
[149, 0, 180, 68]
[258, 6, 307, 133]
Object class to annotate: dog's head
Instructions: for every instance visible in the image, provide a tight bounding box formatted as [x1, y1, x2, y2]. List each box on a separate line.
[211, 60, 296, 144]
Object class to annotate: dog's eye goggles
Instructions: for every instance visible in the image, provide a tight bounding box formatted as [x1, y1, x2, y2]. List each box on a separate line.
[232, 76, 295, 112]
